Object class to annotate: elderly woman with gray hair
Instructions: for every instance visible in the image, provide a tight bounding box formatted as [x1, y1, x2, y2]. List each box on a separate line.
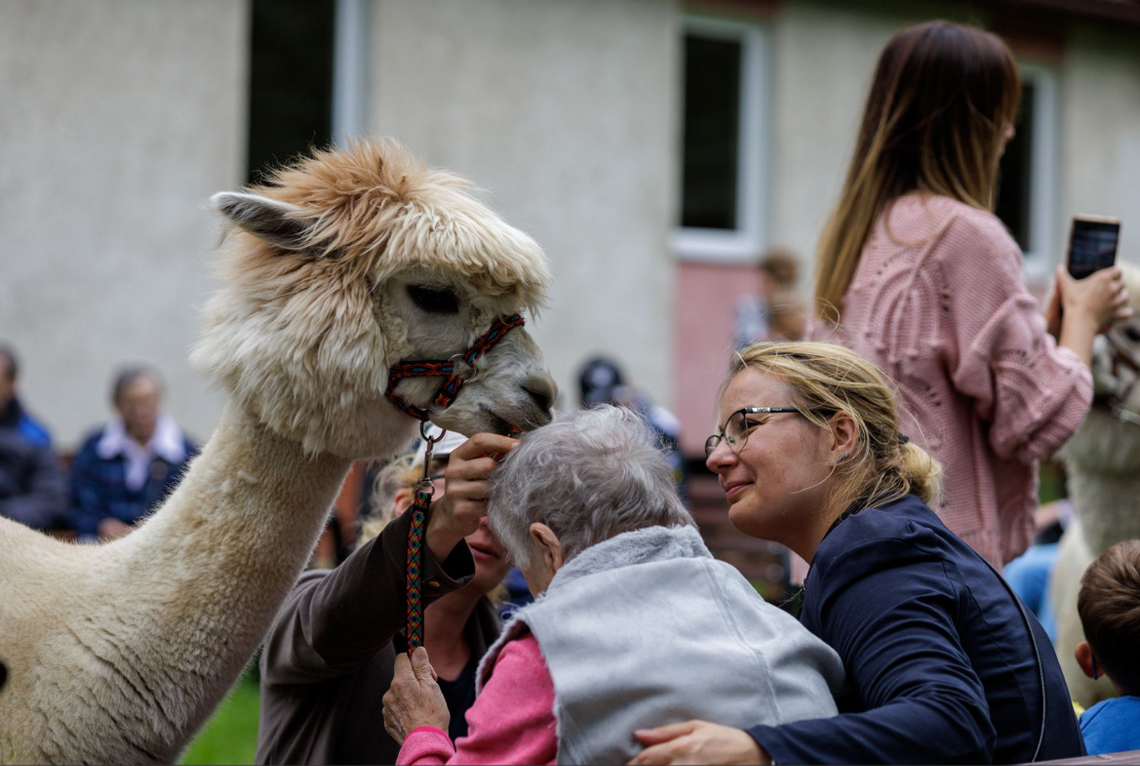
[383, 405, 844, 765]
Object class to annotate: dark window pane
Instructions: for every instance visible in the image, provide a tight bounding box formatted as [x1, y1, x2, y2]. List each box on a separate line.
[248, 0, 336, 184]
[996, 82, 1035, 252]
[681, 34, 742, 230]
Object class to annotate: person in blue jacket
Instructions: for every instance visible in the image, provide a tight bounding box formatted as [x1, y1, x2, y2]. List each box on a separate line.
[631, 341, 1084, 765]
[70, 365, 197, 541]
[0, 344, 68, 531]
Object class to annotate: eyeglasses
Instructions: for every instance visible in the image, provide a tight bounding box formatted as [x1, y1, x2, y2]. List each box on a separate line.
[704, 407, 808, 459]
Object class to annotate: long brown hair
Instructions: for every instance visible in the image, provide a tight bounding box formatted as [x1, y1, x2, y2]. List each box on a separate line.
[815, 21, 1021, 321]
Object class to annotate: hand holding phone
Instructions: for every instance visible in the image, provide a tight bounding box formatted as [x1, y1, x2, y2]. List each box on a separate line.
[1067, 215, 1121, 280]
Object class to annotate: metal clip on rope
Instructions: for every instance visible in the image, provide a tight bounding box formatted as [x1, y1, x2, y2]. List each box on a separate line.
[405, 421, 446, 654]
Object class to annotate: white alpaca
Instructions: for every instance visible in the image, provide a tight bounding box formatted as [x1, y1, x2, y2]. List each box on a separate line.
[0, 140, 556, 765]
[1050, 263, 1140, 708]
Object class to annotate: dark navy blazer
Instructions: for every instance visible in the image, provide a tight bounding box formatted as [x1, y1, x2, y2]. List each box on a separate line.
[749, 494, 1084, 764]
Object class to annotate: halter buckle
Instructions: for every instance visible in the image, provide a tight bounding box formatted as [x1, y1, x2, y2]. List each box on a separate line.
[417, 420, 447, 495]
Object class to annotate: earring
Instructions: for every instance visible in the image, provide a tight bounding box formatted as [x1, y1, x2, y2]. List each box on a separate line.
[836, 452, 851, 463]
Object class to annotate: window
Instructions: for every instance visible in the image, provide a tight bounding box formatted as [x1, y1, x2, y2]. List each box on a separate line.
[247, 0, 336, 184]
[995, 65, 1059, 281]
[672, 18, 767, 263]
[681, 36, 741, 231]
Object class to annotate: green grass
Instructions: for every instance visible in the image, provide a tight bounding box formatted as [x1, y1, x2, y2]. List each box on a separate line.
[179, 678, 261, 765]
[1039, 459, 1067, 505]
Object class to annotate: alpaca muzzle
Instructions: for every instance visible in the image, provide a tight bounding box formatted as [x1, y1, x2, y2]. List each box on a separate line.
[384, 314, 527, 423]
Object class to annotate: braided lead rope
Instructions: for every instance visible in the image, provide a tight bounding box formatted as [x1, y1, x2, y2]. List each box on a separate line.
[406, 422, 445, 653]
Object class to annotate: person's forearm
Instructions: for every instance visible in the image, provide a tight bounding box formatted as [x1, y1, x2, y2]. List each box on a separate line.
[1059, 310, 1098, 366]
[295, 511, 467, 673]
[397, 727, 454, 765]
[749, 695, 994, 765]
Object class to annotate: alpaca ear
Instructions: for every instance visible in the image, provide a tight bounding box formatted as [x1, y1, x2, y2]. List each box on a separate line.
[211, 192, 311, 252]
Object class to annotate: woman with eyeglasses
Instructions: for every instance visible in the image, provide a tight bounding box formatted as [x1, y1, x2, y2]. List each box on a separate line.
[630, 342, 1084, 765]
[810, 21, 1128, 571]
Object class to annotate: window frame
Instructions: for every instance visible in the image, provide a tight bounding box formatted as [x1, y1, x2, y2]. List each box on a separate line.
[332, 0, 370, 146]
[672, 16, 769, 264]
[1014, 63, 1060, 283]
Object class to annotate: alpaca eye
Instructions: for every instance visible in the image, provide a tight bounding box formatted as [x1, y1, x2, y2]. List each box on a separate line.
[406, 285, 460, 314]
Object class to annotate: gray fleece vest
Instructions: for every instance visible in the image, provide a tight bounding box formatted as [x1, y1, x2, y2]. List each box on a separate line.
[477, 525, 844, 765]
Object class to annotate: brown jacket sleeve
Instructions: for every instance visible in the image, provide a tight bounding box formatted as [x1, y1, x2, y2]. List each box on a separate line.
[260, 506, 476, 686]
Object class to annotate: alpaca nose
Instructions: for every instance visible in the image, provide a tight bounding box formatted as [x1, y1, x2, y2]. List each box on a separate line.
[522, 372, 557, 417]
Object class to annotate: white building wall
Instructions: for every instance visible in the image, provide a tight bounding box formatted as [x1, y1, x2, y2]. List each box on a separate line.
[768, 4, 899, 271]
[1060, 25, 1140, 268]
[366, 0, 681, 411]
[0, 0, 247, 449]
[4, 0, 1138, 451]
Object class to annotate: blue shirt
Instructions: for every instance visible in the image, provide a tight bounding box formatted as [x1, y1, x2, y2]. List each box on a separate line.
[749, 494, 1085, 764]
[1081, 696, 1140, 755]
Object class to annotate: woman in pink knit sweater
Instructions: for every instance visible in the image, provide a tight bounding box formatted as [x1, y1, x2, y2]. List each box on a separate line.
[814, 20, 1129, 569]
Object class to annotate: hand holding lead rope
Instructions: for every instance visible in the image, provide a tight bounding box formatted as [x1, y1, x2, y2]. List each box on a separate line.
[405, 421, 446, 653]
[404, 430, 520, 654]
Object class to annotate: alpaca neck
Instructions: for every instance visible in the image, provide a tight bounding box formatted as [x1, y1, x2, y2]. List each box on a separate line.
[109, 402, 354, 741]
[130, 401, 351, 582]
[1065, 468, 1140, 554]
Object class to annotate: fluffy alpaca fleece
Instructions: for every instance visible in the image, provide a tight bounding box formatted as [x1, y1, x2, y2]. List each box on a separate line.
[1049, 262, 1140, 708]
[194, 138, 550, 458]
[0, 139, 554, 765]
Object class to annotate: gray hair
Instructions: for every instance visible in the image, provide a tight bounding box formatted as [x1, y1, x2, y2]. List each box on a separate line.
[487, 404, 694, 570]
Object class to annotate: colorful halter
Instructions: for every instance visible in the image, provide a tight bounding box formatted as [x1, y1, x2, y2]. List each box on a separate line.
[386, 313, 525, 653]
[385, 314, 526, 422]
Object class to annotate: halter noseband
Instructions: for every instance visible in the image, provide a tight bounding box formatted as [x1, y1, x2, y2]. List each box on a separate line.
[385, 314, 526, 421]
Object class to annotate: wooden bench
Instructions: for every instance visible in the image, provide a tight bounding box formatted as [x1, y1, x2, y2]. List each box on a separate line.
[1030, 751, 1140, 765]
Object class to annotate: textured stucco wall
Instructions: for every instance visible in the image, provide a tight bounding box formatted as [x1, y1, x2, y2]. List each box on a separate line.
[1060, 26, 1140, 268]
[367, 0, 680, 413]
[767, 0, 982, 279]
[0, 0, 247, 449]
[768, 3, 894, 270]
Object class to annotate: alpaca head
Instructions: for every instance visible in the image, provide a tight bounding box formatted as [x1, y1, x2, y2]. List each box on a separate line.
[1063, 262, 1140, 473]
[191, 139, 556, 458]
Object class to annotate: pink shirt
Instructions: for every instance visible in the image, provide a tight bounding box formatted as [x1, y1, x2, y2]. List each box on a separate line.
[397, 633, 557, 765]
[834, 194, 1092, 567]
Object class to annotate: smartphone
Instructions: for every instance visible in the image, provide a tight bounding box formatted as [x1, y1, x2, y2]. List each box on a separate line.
[1067, 215, 1121, 280]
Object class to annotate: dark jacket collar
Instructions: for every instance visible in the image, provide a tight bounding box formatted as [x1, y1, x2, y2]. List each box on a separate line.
[0, 397, 23, 429]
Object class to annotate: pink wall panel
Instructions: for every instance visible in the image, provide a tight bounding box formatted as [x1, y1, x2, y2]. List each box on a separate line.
[674, 261, 764, 457]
